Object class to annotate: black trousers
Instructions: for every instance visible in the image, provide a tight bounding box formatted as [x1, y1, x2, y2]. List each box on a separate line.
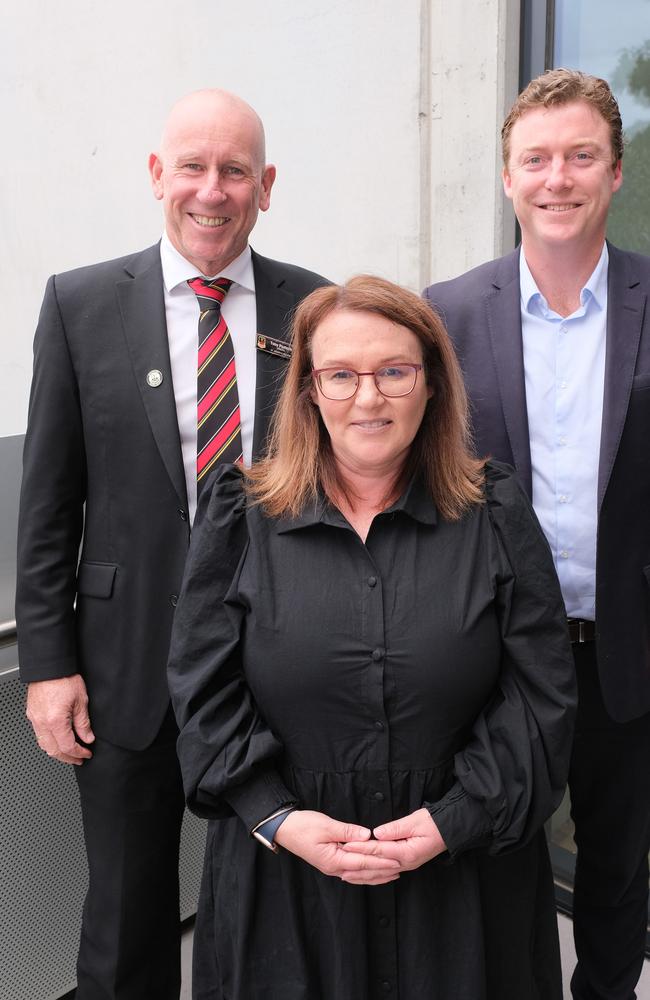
[74, 705, 186, 1000]
[569, 643, 650, 1000]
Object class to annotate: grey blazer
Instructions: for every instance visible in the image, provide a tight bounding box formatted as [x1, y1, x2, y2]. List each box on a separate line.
[424, 243, 650, 722]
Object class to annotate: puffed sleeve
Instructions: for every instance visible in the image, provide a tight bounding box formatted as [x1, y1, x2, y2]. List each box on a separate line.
[167, 464, 297, 828]
[426, 461, 576, 857]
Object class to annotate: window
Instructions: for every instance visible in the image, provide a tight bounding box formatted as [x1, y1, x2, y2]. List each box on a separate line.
[553, 0, 650, 254]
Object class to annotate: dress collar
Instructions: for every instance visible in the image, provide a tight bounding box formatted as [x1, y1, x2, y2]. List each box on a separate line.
[275, 475, 438, 534]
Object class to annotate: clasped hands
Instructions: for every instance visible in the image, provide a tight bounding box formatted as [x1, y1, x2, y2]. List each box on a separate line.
[274, 808, 447, 885]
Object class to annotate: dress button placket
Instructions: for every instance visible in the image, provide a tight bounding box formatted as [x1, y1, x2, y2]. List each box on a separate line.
[364, 566, 390, 816]
[361, 559, 397, 1000]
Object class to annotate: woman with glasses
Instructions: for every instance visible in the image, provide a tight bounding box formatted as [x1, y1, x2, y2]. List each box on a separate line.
[168, 275, 576, 1000]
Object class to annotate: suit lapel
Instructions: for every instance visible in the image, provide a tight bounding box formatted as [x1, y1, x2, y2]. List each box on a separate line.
[251, 251, 298, 457]
[598, 244, 645, 510]
[485, 251, 533, 496]
[116, 245, 188, 508]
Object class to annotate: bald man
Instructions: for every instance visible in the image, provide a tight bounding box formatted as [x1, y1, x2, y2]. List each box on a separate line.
[16, 89, 328, 1000]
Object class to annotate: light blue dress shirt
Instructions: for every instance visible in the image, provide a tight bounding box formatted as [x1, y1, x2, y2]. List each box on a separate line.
[520, 244, 608, 620]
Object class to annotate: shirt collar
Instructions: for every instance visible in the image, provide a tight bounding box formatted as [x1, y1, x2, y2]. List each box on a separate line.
[519, 242, 609, 317]
[159, 232, 255, 294]
[275, 476, 438, 534]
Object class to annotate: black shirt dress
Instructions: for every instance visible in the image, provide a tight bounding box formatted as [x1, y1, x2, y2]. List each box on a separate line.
[168, 461, 576, 1000]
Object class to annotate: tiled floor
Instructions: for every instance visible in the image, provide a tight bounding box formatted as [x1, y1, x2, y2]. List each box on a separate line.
[180, 915, 650, 999]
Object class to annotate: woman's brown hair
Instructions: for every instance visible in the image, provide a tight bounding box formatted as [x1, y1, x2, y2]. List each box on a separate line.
[246, 275, 485, 521]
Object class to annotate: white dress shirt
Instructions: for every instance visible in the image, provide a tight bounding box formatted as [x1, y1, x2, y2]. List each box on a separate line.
[160, 234, 258, 523]
[520, 243, 608, 620]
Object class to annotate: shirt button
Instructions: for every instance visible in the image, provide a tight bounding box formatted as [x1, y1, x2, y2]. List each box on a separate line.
[558, 436, 567, 446]
[378, 915, 390, 927]
[371, 648, 384, 661]
[560, 550, 569, 560]
[375, 720, 384, 731]
[559, 380, 568, 390]
[170, 594, 178, 607]
[374, 791, 385, 802]
[367, 576, 377, 588]
[559, 495, 568, 503]
[178, 508, 188, 521]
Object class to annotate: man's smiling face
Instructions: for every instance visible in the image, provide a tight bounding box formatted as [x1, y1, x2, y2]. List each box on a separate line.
[149, 91, 275, 276]
[502, 100, 622, 259]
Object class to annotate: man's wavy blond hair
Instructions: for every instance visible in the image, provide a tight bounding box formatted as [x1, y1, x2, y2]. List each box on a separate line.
[502, 68, 624, 168]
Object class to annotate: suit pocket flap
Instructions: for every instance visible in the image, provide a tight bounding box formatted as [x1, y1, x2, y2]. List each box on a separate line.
[77, 561, 117, 598]
[632, 372, 650, 391]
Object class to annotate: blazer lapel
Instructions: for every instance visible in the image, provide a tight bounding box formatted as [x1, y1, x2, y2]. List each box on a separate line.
[485, 250, 533, 496]
[116, 244, 188, 508]
[598, 244, 645, 510]
[250, 251, 298, 457]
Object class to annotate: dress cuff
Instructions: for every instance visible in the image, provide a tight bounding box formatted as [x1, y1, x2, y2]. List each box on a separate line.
[223, 762, 297, 832]
[425, 782, 493, 859]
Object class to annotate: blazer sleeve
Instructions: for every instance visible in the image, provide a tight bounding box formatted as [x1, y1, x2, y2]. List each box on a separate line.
[168, 465, 297, 829]
[425, 463, 577, 857]
[16, 276, 87, 682]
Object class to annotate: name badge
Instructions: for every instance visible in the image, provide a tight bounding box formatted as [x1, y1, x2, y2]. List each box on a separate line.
[256, 334, 292, 360]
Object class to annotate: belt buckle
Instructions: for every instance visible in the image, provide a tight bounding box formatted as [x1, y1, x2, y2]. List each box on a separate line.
[568, 618, 593, 644]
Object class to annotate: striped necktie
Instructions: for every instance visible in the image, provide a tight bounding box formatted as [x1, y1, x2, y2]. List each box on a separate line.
[188, 277, 242, 492]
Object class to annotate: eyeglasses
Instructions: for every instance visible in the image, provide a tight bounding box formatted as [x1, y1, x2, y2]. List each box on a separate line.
[311, 364, 423, 400]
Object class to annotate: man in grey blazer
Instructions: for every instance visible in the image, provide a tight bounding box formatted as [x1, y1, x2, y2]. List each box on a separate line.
[16, 89, 328, 999]
[424, 69, 650, 1000]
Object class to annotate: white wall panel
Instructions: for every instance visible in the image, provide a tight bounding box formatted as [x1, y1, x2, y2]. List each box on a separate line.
[0, 0, 518, 437]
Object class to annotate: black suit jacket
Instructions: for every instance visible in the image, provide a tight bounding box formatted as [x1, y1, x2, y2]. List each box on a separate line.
[16, 243, 328, 748]
[424, 243, 650, 723]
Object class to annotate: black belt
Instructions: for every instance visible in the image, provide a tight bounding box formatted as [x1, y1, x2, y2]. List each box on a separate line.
[567, 618, 596, 644]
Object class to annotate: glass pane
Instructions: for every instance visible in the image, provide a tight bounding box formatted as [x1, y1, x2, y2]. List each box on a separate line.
[554, 0, 650, 254]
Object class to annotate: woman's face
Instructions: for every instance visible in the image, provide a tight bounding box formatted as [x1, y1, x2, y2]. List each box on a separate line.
[310, 308, 431, 481]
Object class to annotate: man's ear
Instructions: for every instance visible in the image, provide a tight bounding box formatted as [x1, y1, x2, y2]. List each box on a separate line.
[149, 153, 164, 201]
[502, 165, 513, 200]
[258, 165, 276, 212]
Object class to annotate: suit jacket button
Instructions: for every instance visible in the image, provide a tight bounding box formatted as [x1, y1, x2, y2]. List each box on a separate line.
[178, 509, 188, 521]
[170, 594, 178, 607]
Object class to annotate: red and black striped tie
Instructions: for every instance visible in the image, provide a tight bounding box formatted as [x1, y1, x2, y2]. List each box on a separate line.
[188, 277, 242, 492]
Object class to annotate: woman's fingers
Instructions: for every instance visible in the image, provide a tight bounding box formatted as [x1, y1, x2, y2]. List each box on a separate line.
[340, 809, 447, 871]
[333, 846, 400, 872]
[340, 871, 401, 885]
[275, 811, 398, 879]
[272, 809, 442, 880]
[333, 847, 400, 883]
[341, 838, 411, 862]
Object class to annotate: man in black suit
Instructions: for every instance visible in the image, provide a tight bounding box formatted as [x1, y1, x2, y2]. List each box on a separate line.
[16, 88, 328, 1000]
[424, 69, 650, 1000]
